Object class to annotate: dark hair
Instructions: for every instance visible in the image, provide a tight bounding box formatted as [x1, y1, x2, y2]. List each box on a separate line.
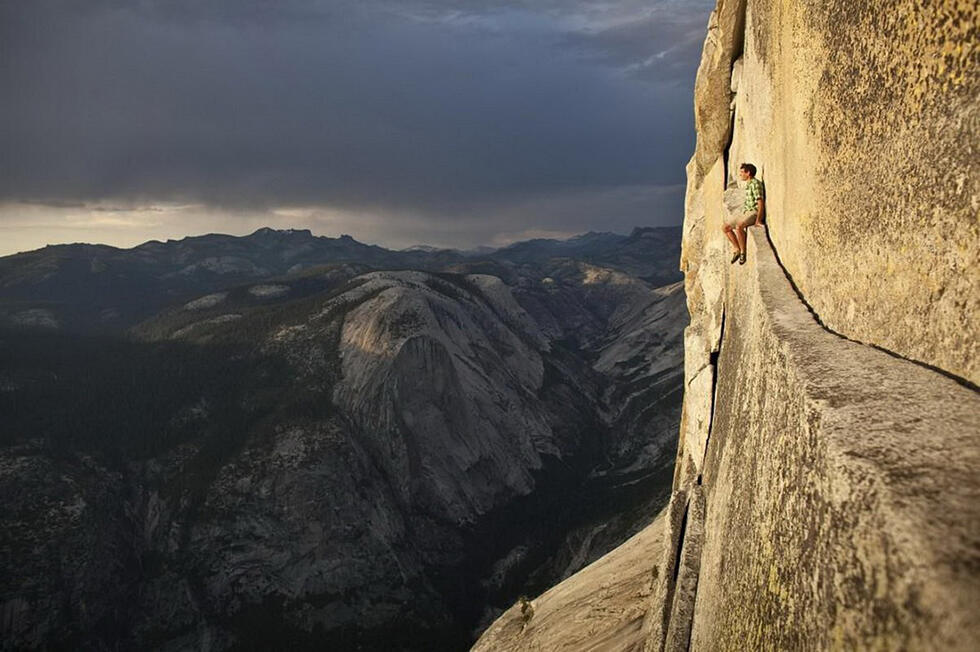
[739, 163, 757, 177]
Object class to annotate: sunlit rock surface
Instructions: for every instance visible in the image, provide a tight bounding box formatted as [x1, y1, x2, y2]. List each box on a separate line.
[728, 0, 979, 384]
[658, 0, 980, 649]
[476, 1, 979, 649]
[473, 514, 665, 652]
[659, 230, 980, 651]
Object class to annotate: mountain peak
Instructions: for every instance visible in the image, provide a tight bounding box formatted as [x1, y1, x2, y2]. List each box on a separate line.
[250, 227, 314, 238]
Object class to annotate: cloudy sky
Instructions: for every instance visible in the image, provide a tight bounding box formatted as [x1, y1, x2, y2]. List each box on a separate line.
[0, 0, 714, 255]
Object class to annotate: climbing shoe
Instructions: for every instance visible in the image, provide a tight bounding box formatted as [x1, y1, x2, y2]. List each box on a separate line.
[738, 252, 746, 265]
[731, 250, 741, 264]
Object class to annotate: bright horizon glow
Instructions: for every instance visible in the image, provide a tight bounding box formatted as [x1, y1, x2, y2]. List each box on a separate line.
[0, 183, 682, 256]
[1, 1, 710, 257]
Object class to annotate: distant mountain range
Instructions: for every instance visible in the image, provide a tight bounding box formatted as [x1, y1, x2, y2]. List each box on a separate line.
[0, 226, 681, 334]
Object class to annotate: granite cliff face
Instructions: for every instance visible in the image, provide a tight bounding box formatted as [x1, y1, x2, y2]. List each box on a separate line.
[476, 1, 979, 650]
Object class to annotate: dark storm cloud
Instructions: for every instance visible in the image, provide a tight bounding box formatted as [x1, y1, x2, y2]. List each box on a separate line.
[557, 7, 712, 84]
[0, 0, 713, 243]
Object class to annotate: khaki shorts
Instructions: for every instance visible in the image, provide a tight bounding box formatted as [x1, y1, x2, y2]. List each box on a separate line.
[725, 210, 758, 228]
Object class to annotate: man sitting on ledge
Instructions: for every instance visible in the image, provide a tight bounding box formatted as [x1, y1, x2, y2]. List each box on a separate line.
[723, 162, 765, 265]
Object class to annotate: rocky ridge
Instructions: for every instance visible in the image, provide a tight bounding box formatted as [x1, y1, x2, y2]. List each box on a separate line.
[0, 226, 681, 335]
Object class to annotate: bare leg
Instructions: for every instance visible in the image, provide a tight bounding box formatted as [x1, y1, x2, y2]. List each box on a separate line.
[723, 224, 739, 251]
[735, 224, 747, 253]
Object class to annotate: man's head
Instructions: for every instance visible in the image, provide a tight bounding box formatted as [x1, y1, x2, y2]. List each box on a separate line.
[738, 163, 757, 180]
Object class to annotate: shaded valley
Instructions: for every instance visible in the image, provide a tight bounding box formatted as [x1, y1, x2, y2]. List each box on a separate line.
[0, 228, 686, 650]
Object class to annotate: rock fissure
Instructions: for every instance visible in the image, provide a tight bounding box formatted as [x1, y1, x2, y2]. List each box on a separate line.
[701, 308, 725, 474]
[669, 501, 690, 588]
[661, 307, 726, 646]
[763, 229, 980, 394]
[663, 487, 705, 652]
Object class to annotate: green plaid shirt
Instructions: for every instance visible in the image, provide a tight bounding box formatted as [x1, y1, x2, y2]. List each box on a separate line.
[743, 177, 765, 213]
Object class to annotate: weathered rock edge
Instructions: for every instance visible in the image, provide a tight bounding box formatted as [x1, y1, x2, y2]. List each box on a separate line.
[652, 0, 980, 648]
[648, 227, 980, 651]
[728, 0, 979, 384]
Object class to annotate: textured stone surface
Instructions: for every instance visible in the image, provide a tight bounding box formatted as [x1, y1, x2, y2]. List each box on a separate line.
[689, 0, 747, 188]
[660, 1, 980, 645]
[675, 158, 729, 486]
[729, 0, 979, 384]
[639, 489, 690, 651]
[687, 229, 980, 649]
[471, 513, 665, 652]
[662, 486, 704, 652]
